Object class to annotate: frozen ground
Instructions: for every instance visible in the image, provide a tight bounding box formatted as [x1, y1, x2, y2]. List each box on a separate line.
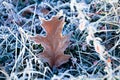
[0, 0, 120, 80]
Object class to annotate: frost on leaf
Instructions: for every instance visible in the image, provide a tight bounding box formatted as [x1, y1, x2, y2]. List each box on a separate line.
[30, 15, 71, 68]
[93, 37, 105, 54]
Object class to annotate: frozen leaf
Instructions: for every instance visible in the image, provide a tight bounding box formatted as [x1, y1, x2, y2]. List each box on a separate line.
[93, 37, 105, 54]
[30, 14, 71, 67]
[107, 57, 111, 63]
[79, 19, 88, 31]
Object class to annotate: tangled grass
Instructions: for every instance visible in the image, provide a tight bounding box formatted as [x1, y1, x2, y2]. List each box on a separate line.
[0, 0, 120, 80]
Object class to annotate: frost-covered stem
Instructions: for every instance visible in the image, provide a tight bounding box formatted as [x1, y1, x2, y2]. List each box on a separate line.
[31, 3, 37, 35]
[108, 37, 120, 52]
[0, 70, 10, 80]
[103, 66, 120, 79]
[42, 2, 70, 13]
[17, 4, 36, 15]
[8, 28, 36, 58]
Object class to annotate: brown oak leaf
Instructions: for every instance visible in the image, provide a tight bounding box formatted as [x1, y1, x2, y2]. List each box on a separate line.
[30, 15, 71, 67]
